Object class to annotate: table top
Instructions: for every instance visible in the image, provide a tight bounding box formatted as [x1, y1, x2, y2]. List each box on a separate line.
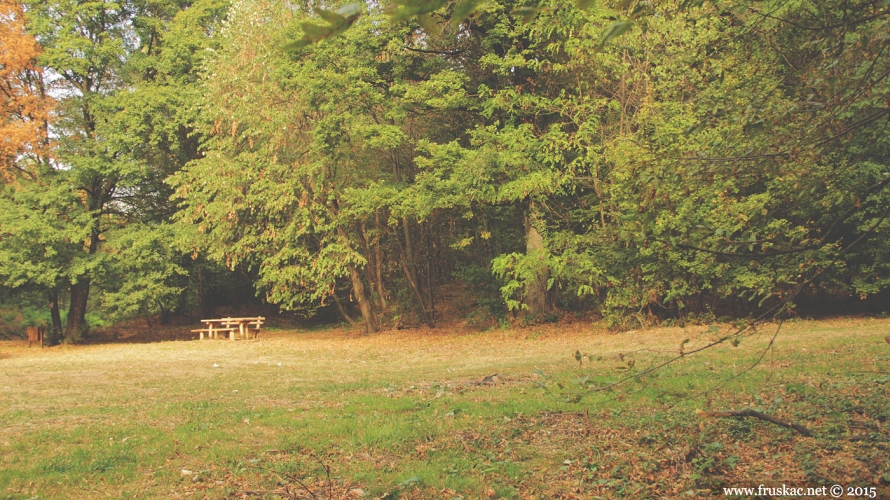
[201, 317, 265, 323]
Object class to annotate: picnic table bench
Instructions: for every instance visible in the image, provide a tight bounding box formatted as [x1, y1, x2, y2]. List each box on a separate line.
[192, 317, 265, 341]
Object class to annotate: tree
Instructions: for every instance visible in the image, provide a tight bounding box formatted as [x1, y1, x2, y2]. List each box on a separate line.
[9, 0, 228, 340]
[9, 0, 886, 337]
[101, 0, 230, 322]
[0, 0, 66, 337]
[595, 0, 890, 320]
[0, 0, 51, 179]
[172, 0, 381, 332]
[22, 0, 138, 338]
[174, 0, 486, 331]
[393, 0, 890, 323]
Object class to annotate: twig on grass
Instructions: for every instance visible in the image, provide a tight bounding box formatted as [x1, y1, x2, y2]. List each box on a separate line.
[310, 453, 333, 500]
[696, 407, 813, 437]
[249, 452, 337, 500]
[238, 489, 290, 497]
[249, 464, 317, 500]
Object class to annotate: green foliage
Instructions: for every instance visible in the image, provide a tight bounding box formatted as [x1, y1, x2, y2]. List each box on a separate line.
[285, 4, 363, 50]
[0, 304, 53, 339]
[5, 0, 890, 331]
[452, 262, 507, 323]
[0, 178, 87, 292]
[172, 0, 375, 310]
[175, 0, 890, 325]
[0, 0, 232, 338]
[95, 224, 187, 322]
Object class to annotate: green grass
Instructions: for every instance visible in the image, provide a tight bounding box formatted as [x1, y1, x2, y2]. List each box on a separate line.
[1, 317, 889, 498]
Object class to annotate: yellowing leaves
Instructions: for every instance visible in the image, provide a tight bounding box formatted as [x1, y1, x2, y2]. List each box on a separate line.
[0, 0, 54, 179]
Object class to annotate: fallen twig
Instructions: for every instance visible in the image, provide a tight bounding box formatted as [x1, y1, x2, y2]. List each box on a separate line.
[250, 464, 316, 499]
[697, 407, 813, 437]
[237, 489, 290, 497]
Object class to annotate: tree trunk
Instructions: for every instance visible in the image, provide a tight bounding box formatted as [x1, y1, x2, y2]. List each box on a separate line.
[402, 217, 420, 290]
[523, 211, 550, 317]
[198, 266, 209, 318]
[332, 294, 357, 325]
[65, 222, 100, 341]
[358, 222, 384, 311]
[482, 213, 495, 258]
[423, 223, 435, 326]
[347, 262, 378, 334]
[66, 280, 91, 340]
[393, 225, 435, 328]
[48, 291, 62, 340]
[335, 223, 378, 334]
[374, 212, 388, 312]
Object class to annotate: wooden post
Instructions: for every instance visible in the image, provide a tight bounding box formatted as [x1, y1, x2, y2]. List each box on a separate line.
[27, 326, 44, 348]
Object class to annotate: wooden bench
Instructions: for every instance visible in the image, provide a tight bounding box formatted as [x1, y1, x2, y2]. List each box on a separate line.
[190, 327, 237, 340]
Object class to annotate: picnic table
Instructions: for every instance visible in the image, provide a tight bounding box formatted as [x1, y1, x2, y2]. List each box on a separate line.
[191, 317, 265, 341]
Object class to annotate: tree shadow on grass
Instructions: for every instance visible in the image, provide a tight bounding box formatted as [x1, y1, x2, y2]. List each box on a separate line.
[80, 327, 199, 345]
[81, 326, 295, 345]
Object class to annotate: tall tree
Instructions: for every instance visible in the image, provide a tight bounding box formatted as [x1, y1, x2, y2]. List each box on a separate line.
[24, 0, 136, 338]
[172, 0, 377, 331]
[7, 0, 229, 340]
[0, 181, 87, 338]
[0, 0, 66, 337]
[102, 0, 230, 321]
[174, 0, 482, 331]
[0, 0, 51, 178]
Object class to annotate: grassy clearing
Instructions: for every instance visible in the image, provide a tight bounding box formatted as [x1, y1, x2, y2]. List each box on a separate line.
[1, 317, 889, 499]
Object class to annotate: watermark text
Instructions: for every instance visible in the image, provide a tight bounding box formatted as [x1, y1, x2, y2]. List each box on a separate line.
[723, 484, 877, 498]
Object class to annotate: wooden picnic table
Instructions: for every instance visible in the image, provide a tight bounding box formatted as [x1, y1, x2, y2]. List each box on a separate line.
[192, 317, 265, 340]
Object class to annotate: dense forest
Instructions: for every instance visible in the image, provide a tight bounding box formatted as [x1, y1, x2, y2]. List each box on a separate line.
[1, 0, 889, 342]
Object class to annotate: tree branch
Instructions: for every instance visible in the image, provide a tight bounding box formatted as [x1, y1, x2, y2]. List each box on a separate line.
[697, 407, 813, 437]
[402, 45, 466, 56]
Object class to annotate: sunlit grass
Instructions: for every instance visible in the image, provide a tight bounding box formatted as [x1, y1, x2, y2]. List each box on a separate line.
[1, 317, 888, 498]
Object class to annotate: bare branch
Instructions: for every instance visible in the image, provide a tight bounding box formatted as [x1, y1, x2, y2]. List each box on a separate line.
[698, 407, 813, 437]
